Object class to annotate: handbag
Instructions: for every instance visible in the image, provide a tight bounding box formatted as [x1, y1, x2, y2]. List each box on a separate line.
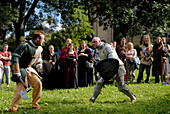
[134, 56, 140, 65]
[86, 61, 94, 68]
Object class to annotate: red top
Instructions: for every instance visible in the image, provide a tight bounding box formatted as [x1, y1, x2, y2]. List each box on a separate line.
[0, 51, 11, 66]
[59, 47, 68, 58]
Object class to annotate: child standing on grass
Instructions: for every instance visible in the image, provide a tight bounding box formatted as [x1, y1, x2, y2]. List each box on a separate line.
[0, 59, 3, 88]
[125, 42, 137, 82]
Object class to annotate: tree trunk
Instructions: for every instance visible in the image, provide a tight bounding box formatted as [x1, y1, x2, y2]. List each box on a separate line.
[13, 0, 39, 47]
[14, 0, 25, 47]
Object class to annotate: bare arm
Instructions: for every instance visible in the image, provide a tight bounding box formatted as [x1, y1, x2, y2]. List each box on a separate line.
[0, 55, 11, 61]
[12, 63, 20, 73]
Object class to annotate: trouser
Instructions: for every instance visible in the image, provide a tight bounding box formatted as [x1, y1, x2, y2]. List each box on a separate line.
[155, 75, 166, 83]
[94, 60, 100, 81]
[10, 72, 42, 111]
[137, 64, 151, 83]
[91, 65, 135, 101]
[1, 66, 10, 84]
[166, 57, 170, 78]
[126, 63, 136, 81]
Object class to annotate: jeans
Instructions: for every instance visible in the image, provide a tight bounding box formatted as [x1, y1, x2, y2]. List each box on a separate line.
[137, 64, 151, 83]
[1, 66, 11, 84]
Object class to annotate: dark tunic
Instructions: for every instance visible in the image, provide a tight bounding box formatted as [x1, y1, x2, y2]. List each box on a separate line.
[42, 55, 60, 89]
[78, 48, 93, 87]
[44, 52, 60, 74]
[116, 45, 127, 63]
[11, 40, 36, 82]
[45, 52, 59, 64]
[152, 43, 168, 76]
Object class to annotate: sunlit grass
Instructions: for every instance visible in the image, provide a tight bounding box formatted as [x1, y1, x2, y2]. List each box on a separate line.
[0, 69, 170, 114]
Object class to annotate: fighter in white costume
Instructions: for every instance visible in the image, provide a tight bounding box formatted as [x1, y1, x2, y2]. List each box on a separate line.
[89, 37, 136, 103]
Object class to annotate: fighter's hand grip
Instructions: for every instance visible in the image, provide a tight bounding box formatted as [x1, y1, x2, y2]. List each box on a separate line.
[11, 73, 21, 82]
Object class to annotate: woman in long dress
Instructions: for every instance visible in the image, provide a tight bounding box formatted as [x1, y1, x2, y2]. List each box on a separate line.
[78, 41, 93, 87]
[65, 43, 78, 88]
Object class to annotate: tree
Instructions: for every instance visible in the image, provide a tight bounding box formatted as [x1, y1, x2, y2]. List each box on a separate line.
[0, 1, 18, 43]
[0, 0, 60, 47]
[47, 7, 94, 51]
[87, 0, 170, 41]
[1, 0, 169, 47]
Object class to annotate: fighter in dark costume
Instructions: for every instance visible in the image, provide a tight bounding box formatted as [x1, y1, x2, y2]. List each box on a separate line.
[89, 37, 136, 103]
[9, 31, 46, 113]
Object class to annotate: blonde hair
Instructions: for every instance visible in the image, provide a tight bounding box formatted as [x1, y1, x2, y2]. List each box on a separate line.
[127, 42, 134, 50]
[49, 45, 54, 49]
[121, 37, 126, 41]
[142, 34, 151, 51]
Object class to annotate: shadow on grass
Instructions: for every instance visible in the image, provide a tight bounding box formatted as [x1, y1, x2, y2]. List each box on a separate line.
[97, 100, 127, 104]
[41, 99, 83, 105]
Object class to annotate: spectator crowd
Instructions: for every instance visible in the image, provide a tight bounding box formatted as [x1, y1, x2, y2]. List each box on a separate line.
[0, 34, 170, 91]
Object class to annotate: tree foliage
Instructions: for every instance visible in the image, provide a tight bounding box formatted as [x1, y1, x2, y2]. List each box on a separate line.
[90, 0, 170, 40]
[0, 0, 169, 48]
[45, 7, 93, 52]
[0, 1, 18, 42]
[0, 0, 60, 47]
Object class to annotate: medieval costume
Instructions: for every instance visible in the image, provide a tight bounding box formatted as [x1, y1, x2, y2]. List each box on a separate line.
[59, 46, 78, 88]
[89, 39, 136, 103]
[65, 52, 78, 88]
[152, 42, 168, 83]
[116, 44, 127, 63]
[78, 48, 93, 87]
[10, 39, 44, 111]
[58, 46, 69, 88]
[44, 52, 59, 65]
[42, 59, 60, 89]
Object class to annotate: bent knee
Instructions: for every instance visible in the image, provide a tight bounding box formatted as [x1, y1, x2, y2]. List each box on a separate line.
[33, 80, 42, 89]
[96, 79, 104, 86]
[118, 86, 126, 92]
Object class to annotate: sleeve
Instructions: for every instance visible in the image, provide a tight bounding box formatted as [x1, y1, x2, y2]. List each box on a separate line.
[86, 48, 93, 59]
[105, 44, 118, 59]
[75, 51, 78, 60]
[8, 52, 11, 57]
[35, 47, 43, 73]
[53, 53, 59, 63]
[11, 43, 28, 65]
[59, 47, 65, 58]
[59, 49, 63, 58]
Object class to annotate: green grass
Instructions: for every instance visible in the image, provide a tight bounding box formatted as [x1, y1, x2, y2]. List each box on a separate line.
[0, 70, 170, 114]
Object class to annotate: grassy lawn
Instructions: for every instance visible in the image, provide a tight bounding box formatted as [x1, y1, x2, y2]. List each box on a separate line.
[0, 70, 170, 114]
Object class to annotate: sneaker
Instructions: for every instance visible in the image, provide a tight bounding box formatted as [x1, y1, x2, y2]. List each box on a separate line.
[9, 109, 18, 113]
[89, 98, 95, 103]
[131, 99, 136, 103]
[162, 82, 167, 85]
[145, 81, 150, 83]
[132, 79, 135, 82]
